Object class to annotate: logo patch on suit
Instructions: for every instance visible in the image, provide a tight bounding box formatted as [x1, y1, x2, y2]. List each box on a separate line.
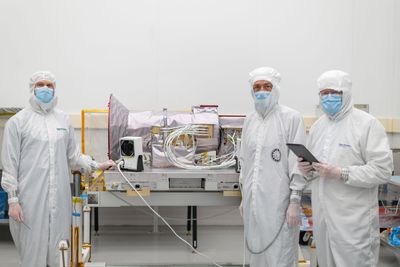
[271, 148, 281, 162]
[338, 143, 351, 148]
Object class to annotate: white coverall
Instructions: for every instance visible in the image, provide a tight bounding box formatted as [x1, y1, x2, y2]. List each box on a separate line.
[302, 70, 393, 267]
[240, 67, 307, 267]
[1, 95, 99, 267]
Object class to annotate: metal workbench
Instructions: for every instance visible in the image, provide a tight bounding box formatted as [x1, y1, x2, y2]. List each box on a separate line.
[86, 167, 242, 249]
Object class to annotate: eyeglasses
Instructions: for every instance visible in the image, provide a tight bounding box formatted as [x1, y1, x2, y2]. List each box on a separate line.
[319, 90, 342, 97]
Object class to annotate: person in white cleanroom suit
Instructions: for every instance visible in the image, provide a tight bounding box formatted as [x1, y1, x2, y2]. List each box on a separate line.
[239, 67, 307, 267]
[1, 71, 115, 267]
[296, 70, 393, 267]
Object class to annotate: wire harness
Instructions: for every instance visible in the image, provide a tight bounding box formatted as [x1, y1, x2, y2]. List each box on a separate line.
[163, 124, 237, 170]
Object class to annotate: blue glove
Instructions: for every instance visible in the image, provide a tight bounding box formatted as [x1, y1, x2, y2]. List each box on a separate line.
[389, 227, 400, 247]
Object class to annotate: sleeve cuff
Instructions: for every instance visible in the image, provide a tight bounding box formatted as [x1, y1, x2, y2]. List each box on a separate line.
[341, 168, 350, 183]
[290, 190, 302, 204]
[89, 161, 100, 171]
[79, 155, 99, 173]
[8, 197, 19, 204]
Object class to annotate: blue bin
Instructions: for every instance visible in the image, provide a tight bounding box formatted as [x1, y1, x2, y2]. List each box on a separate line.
[0, 168, 8, 219]
[0, 190, 8, 219]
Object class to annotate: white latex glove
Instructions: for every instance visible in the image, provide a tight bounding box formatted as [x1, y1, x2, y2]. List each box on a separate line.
[312, 162, 341, 179]
[9, 203, 24, 223]
[286, 203, 300, 228]
[297, 157, 314, 176]
[98, 160, 116, 171]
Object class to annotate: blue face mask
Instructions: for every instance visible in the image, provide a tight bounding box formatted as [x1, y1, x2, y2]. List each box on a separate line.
[35, 87, 54, 103]
[254, 91, 270, 100]
[254, 91, 271, 116]
[320, 94, 342, 116]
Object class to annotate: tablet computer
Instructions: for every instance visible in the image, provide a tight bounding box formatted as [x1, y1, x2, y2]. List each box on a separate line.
[286, 143, 319, 163]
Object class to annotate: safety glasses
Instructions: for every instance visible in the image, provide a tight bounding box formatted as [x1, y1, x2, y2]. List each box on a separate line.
[319, 89, 342, 97]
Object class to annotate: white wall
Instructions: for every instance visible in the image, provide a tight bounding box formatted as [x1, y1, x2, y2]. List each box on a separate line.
[0, 0, 399, 117]
[1, 0, 399, 226]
